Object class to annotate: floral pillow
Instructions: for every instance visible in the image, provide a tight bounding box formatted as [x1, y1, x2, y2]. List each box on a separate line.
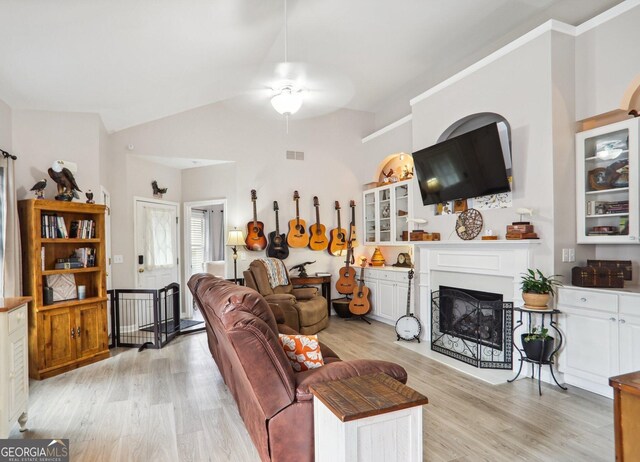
[278, 334, 324, 372]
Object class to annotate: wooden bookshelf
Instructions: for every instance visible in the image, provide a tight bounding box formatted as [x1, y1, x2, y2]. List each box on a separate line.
[18, 199, 109, 379]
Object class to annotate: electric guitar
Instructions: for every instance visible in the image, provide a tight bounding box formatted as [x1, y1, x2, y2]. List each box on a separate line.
[308, 196, 329, 251]
[245, 189, 267, 251]
[349, 200, 359, 248]
[267, 201, 289, 260]
[395, 269, 421, 342]
[336, 244, 357, 295]
[349, 263, 371, 315]
[287, 190, 309, 248]
[328, 201, 348, 256]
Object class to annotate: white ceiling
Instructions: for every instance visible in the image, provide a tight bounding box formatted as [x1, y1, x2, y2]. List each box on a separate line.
[0, 0, 623, 132]
[130, 154, 231, 170]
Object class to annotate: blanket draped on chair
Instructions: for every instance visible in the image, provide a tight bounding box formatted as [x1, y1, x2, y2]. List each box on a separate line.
[256, 258, 290, 288]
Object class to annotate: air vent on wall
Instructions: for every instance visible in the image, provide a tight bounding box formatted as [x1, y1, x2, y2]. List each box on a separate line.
[286, 150, 304, 160]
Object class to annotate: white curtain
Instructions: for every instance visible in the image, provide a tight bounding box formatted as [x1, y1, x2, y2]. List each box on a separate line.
[1, 156, 21, 297]
[145, 207, 175, 270]
[210, 206, 225, 261]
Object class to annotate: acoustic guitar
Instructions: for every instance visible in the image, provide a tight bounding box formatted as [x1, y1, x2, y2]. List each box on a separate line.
[349, 263, 371, 315]
[349, 200, 359, 248]
[245, 189, 267, 251]
[308, 196, 329, 251]
[267, 201, 289, 260]
[287, 190, 309, 248]
[336, 245, 357, 295]
[328, 201, 348, 256]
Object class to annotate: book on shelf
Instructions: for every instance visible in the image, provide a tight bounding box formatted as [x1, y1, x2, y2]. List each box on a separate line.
[69, 219, 96, 239]
[586, 200, 629, 216]
[40, 214, 69, 238]
[73, 247, 96, 267]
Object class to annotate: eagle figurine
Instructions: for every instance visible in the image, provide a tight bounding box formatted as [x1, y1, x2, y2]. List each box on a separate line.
[48, 160, 81, 201]
[30, 179, 47, 199]
[151, 180, 168, 198]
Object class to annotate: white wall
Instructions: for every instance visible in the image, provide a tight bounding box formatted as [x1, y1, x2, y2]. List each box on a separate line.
[0, 99, 11, 152]
[12, 109, 102, 201]
[575, 4, 640, 120]
[410, 33, 556, 277]
[106, 105, 375, 295]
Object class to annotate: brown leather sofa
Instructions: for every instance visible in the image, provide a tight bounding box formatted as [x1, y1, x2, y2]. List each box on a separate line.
[188, 273, 407, 462]
[244, 259, 328, 334]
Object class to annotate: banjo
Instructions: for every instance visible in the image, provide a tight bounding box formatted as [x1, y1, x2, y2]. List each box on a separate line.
[395, 269, 421, 342]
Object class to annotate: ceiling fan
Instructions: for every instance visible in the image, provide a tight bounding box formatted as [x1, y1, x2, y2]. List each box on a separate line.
[241, 0, 353, 126]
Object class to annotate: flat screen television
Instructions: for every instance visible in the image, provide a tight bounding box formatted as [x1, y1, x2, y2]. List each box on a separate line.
[413, 122, 512, 206]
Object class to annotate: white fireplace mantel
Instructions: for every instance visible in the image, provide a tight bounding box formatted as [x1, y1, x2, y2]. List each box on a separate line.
[400, 239, 543, 384]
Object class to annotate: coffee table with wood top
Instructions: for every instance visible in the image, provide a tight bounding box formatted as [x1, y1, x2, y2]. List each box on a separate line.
[309, 372, 428, 462]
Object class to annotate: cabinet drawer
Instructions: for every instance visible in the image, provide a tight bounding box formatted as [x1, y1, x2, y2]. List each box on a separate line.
[394, 272, 410, 283]
[620, 294, 640, 316]
[558, 288, 617, 313]
[8, 305, 27, 335]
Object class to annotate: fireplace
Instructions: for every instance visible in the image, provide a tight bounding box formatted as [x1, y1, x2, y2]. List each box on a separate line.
[431, 286, 513, 369]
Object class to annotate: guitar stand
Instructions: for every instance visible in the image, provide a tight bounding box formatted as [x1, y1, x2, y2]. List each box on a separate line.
[345, 314, 371, 325]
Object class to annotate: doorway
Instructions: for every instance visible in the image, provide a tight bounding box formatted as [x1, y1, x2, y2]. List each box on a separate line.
[183, 199, 227, 319]
[134, 197, 180, 289]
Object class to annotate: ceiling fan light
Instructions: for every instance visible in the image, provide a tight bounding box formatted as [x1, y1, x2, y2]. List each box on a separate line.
[271, 87, 303, 115]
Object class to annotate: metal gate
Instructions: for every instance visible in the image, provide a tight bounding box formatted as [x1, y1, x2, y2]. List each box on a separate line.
[109, 283, 180, 350]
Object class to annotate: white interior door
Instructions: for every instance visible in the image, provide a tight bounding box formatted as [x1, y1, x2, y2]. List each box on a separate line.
[135, 199, 179, 289]
[101, 186, 112, 290]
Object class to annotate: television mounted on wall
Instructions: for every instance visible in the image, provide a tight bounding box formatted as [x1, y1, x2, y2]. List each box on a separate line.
[412, 122, 512, 206]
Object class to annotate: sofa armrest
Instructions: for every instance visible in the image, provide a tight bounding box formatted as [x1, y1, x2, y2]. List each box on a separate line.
[264, 294, 297, 303]
[292, 287, 318, 300]
[294, 359, 408, 401]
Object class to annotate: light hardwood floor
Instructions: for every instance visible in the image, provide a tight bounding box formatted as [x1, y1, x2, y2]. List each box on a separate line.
[11, 317, 614, 461]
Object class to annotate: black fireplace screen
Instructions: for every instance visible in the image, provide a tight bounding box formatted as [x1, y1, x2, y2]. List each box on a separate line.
[432, 287, 513, 369]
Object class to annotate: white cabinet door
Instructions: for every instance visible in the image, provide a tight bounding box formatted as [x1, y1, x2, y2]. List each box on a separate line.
[619, 314, 640, 375]
[364, 278, 378, 316]
[377, 280, 396, 321]
[563, 308, 619, 386]
[8, 328, 28, 421]
[396, 283, 409, 320]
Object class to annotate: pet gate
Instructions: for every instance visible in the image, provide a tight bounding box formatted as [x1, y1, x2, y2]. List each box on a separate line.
[109, 283, 181, 350]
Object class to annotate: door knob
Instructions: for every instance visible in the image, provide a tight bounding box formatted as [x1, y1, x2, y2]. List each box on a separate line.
[619, 319, 626, 324]
[138, 268, 145, 273]
[609, 317, 616, 322]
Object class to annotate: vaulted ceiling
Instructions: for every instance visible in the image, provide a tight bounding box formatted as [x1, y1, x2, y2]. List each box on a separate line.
[0, 0, 622, 132]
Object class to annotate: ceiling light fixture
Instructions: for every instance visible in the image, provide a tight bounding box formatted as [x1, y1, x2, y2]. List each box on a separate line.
[271, 85, 303, 115]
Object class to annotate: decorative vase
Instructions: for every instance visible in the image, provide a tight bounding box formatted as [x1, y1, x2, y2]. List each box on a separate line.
[522, 292, 550, 309]
[371, 247, 385, 267]
[521, 334, 555, 363]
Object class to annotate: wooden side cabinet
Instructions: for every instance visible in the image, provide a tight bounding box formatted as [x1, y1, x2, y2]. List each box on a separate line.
[0, 297, 31, 438]
[18, 199, 109, 379]
[610, 371, 640, 461]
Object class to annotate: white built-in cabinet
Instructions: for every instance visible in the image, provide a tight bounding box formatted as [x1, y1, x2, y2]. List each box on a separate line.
[363, 182, 414, 245]
[558, 286, 640, 398]
[363, 267, 410, 324]
[0, 298, 30, 438]
[576, 118, 639, 244]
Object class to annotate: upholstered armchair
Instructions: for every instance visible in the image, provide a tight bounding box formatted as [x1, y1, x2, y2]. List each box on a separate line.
[243, 259, 329, 334]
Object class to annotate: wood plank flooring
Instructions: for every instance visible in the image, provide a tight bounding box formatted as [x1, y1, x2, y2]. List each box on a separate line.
[10, 317, 614, 461]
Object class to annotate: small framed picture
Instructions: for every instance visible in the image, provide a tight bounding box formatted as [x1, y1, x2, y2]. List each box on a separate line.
[46, 273, 78, 302]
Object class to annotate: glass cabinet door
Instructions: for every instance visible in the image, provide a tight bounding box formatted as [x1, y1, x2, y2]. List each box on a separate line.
[378, 187, 392, 243]
[394, 183, 410, 242]
[364, 191, 377, 244]
[577, 118, 638, 244]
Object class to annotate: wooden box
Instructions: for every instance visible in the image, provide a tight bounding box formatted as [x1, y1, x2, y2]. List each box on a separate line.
[571, 266, 624, 288]
[587, 259, 632, 281]
[410, 232, 440, 241]
[506, 232, 539, 240]
[507, 224, 535, 233]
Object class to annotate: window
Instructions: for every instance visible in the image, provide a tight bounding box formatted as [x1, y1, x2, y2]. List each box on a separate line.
[190, 210, 207, 274]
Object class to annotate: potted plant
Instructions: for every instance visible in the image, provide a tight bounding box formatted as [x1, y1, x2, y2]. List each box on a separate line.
[521, 326, 555, 363]
[520, 269, 562, 309]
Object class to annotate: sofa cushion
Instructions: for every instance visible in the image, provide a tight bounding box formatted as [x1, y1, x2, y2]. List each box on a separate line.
[296, 296, 328, 327]
[279, 334, 324, 372]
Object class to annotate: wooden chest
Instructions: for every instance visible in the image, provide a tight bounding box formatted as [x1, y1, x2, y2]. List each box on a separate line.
[571, 266, 624, 288]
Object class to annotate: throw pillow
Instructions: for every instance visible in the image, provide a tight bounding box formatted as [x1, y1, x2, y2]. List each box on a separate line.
[278, 334, 324, 372]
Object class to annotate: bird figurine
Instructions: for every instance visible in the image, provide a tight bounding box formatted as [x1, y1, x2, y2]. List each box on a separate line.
[85, 190, 95, 204]
[289, 261, 316, 278]
[48, 160, 81, 201]
[151, 180, 168, 198]
[30, 179, 47, 199]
